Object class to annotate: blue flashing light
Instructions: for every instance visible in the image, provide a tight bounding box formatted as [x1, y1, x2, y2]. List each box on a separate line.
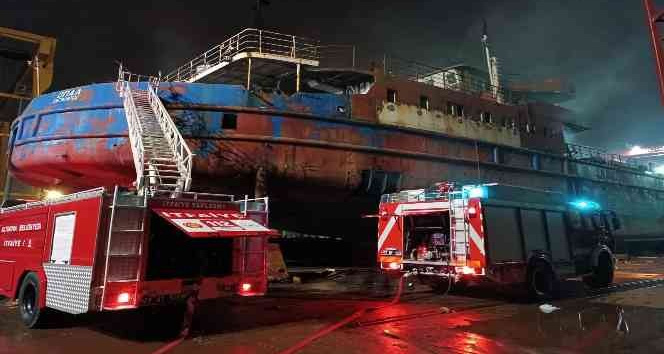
[569, 199, 600, 210]
[465, 186, 486, 199]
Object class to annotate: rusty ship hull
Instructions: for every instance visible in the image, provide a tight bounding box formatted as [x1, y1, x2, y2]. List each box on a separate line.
[9, 71, 664, 261]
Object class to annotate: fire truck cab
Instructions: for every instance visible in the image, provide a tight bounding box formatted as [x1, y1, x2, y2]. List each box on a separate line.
[0, 187, 277, 328]
[376, 182, 620, 299]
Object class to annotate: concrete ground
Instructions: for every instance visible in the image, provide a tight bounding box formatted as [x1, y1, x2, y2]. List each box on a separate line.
[2, 258, 664, 354]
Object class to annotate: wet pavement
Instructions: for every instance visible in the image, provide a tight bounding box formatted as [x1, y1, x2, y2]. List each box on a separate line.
[2, 258, 664, 354]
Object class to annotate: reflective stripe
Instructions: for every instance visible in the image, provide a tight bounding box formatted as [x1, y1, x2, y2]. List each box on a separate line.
[377, 216, 397, 251]
[400, 202, 449, 213]
[468, 223, 485, 256]
[377, 205, 402, 251]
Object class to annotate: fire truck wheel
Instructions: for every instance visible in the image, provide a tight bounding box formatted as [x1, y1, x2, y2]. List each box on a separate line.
[528, 261, 558, 301]
[18, 273, 47, 328]
[585, 252, 614, 288]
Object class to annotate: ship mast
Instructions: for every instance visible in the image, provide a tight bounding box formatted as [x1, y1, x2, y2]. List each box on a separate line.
[481, 20, 503, 103]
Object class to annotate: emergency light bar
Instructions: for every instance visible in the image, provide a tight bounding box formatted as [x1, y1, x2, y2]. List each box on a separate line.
[569, 199, 600, 210]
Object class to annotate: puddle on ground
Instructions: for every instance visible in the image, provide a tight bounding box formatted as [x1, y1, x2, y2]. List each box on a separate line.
[461, 298, 664, 353]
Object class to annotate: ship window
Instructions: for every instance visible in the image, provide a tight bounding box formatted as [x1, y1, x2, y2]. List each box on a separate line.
[531, 154, 540, 170]
[447, 103, 464, 117]
[387, 89, 397, 103]
[222, 113, 237, 130]
[480, 111, 492, 124]
[19, 116, 37, 139]
[419, 95, 429, 110]
[491, 147, 504, 164]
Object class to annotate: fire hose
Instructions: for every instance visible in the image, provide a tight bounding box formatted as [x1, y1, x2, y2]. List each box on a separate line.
[150, 273, 410, 354]
[277, 273, 408, 354]
[150, 286, 199, 354]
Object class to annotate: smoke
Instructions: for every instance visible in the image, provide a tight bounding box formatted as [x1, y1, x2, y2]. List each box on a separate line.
[474, 0, 662, 151]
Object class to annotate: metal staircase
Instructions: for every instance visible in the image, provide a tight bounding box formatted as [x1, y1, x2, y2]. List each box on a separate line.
[116, 67, 193, 195]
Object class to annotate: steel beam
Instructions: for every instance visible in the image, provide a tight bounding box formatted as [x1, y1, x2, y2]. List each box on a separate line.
[644, 0, 664, 106]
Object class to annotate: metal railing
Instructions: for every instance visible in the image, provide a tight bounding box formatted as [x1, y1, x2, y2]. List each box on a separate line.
[163, 28, 320, 82]
[316, 44, 357, 68]
[380, 188, 445, 203]
[566, 143, 643, 169]
[383, 55, 522, 104]
[149, 191, 270, 221]
[116, 66, 148, 191]
[146, 83, 193, 191]
[0, 188, 106, 214]
[151, 190, 235, 201]
[116, 65, 159, 92]
[116, 65, 193, 193]
[239, 196, 270, 214]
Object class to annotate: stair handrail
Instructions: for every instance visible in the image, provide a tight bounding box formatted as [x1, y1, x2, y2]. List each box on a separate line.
[163, 28, 320, 82]
[116, 69, 146, 192]
[146, 82, 194, 191]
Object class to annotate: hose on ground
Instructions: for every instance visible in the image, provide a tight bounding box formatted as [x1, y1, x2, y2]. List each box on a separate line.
[277, 273, 407, 354]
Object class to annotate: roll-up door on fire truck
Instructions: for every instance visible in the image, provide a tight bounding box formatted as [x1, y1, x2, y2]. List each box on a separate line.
[151, 208, 278, 238]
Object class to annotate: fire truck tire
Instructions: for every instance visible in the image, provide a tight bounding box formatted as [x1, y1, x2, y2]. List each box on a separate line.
[527, 261, 559, 301]
[585, 252, 614, 288]
[18, 273, 47, 328]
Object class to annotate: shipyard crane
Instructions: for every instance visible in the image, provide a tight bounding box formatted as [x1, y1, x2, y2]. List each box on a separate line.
[644, 0, 664, 106]
[0, 27, 56, 203]
[0, 27, 56, 104]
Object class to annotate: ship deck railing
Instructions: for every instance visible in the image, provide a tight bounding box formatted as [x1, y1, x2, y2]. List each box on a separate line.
[163, 28, 321, 83]
[381, 189, 449, 204]
[383, 55, 523, 105]
[566, 143, 646, 170]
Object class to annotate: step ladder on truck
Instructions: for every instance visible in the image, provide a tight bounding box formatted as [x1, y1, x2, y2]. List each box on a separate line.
[375, 182, 621, 299]
[0, 68, 278, 328]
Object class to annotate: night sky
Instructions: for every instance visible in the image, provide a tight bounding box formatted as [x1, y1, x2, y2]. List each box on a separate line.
[3, 0, 662, 151]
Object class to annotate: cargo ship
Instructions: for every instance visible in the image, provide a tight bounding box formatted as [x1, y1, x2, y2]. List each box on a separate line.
[8, 29, 664, 264]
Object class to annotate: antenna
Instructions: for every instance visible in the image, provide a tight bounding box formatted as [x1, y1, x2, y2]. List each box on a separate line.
[481, 18, 488, 43]
[481, 19, 503, 103]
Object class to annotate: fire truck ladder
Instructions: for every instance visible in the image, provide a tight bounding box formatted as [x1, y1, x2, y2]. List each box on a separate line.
[99, 187, 148, 309]
[116, 66, 193, 195]
[448, 191, 469, 263]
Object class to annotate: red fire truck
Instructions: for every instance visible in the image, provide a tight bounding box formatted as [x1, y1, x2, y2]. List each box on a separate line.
[376, 182, 620, 299]
[0, 187, 277, 328]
